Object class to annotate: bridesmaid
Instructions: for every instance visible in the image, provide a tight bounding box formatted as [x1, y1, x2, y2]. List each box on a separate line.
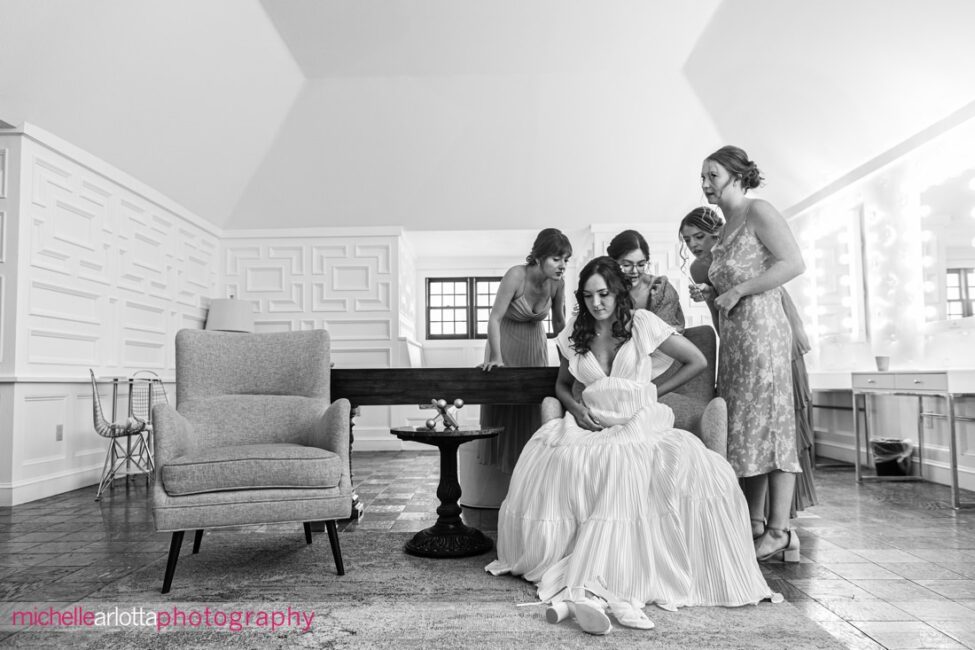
[606, 229, 684, 383]
[459, 228, 570, 508]
[698, 146, 806, 562]
[679, 206, 819, 522]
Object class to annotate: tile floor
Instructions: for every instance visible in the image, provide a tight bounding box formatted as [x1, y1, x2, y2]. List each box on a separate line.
[1, 451, 974, 648]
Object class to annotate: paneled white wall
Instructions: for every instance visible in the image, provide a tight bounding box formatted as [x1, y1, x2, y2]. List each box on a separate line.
[0, 125, 218, 505]
[221, 227, 418, 451]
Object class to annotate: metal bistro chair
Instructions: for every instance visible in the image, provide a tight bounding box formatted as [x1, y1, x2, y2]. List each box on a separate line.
[89, 370, 155, 500]
[129, 370, 169, 473]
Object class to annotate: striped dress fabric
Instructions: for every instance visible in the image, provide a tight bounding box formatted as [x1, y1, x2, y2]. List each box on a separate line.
[485, 310, 775, 609]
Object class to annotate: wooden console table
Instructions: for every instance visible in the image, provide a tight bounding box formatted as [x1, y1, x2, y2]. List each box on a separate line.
[852, 369, 975, 509]
[331, 367, 560, 518]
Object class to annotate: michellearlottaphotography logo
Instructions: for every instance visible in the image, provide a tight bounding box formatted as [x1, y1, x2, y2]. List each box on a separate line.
[8, 605, 315, 633]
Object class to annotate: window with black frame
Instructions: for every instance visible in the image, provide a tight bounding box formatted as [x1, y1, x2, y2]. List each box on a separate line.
[946, 268, 975, 319]
[426, 277, 554, 339]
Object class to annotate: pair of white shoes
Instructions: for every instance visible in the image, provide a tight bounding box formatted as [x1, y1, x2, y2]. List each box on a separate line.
[545, 579, 654, 636]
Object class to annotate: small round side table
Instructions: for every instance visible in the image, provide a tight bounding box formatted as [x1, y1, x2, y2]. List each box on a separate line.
[390, 425, 502, 558]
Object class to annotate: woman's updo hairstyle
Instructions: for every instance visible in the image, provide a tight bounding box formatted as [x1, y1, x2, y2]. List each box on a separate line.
[678, 206, 725, 273]
[679, 206, 724, 235]
[706, 145, 764, 192]
[606, 229, 649, 261]
[526, 228, 572, 266]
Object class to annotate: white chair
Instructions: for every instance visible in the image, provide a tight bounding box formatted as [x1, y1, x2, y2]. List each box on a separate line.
[89, 370, 154, 500]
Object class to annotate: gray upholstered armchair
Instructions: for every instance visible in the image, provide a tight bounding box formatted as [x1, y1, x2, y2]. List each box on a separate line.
[542, 325, 727, 456]
[152, 329, 351, 593]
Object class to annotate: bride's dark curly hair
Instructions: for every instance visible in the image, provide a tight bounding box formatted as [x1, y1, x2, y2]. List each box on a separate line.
[570, 256, 634, 354]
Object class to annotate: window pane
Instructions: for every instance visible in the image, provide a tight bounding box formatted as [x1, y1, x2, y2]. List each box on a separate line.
[443, 322, 455, 335]
[947, 273, 960, 287]
[948, 286, 961, 300]
[430, 295, 442, 308]
[948, 302, 963, 317]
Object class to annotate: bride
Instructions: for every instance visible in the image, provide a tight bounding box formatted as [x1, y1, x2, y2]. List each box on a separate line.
[486, 256, 777, 633]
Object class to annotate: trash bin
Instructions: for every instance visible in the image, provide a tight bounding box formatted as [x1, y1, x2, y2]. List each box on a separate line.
[871, 438, 914, 476]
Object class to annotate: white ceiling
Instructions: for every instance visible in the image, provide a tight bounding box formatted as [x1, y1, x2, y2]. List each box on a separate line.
[2, 0, 974, 231]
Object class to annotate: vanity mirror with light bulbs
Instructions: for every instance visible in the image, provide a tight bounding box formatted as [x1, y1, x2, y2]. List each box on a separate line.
[789, 106, 975, 495]
[919, 167, 975, 327]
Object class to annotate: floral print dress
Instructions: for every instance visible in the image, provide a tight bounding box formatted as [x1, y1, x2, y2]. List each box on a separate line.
[708, 220, 800, 477]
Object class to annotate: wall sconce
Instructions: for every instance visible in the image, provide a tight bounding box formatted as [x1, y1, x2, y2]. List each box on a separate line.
[205, 298, 254, 333]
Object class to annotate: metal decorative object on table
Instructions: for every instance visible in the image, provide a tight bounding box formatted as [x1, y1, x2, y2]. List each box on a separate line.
[390, 423, 502, 558]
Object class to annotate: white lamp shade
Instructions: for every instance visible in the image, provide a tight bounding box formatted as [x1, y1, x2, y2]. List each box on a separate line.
[205, 299, 254, 332]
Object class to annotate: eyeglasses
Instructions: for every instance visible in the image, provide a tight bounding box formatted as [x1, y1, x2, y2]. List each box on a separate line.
[619, 261, 648, 272]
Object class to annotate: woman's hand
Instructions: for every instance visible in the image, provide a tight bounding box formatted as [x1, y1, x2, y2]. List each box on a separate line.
[572, 406, 603, 431]
[477, 359, 505, 372]
[689, 283, 715, 303]
[714, 286, 743, 315]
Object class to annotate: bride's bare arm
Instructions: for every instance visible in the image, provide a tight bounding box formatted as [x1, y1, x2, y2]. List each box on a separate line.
[653, 334, 706, 397]
[555, 351, 601, 431]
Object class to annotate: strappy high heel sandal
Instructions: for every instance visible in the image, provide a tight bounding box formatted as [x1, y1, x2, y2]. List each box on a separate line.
[756, 527, 800, 563]
[750, 517, 766, 540]
[545, 598, 612, 635]
[583, 578, 655, 630]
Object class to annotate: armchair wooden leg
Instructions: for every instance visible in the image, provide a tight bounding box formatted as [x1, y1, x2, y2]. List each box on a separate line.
[325, 520, 344, 575]
[162, 531, 184, 594]
[303, 522, 313, 544]
[192, 529, 204, 554]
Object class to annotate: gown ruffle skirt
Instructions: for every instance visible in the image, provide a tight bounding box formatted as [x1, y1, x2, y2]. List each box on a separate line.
[486, 311, 775, 608]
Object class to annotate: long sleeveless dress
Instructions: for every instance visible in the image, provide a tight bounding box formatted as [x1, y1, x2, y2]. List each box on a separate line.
[782, 292, 819, 513]
[459, 293, 550, 508]
[708, 220, 800, 477]
[486, 310, 776, 608]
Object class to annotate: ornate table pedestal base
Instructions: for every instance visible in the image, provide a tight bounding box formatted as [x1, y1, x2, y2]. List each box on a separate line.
[391, 425, 502, 559]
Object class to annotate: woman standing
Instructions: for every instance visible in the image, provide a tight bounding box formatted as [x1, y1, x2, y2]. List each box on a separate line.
[459, 228, 570, 508]
[679, 206, 819, 525]
[698, 146, 805, 561]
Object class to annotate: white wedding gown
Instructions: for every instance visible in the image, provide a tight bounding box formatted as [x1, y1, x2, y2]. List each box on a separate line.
[485, 310, 776, 608]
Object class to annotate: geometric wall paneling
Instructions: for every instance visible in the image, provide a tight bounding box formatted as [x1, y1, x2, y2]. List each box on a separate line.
[0, 211, 6, 263]
[268, 246, 305, 274]
[244, 263, 287, 293]
[252, 318, 297, 333]
[355, 244, 391, 274]
[28, 328, 99, 365]
[330, 263, 371, 292]
[225, 245, 262, 275]
[311, 281, 350, 312]
[29, 281, 101, 326]
[177, 230, 218, 306]
[0, 148, 6, 198]
[327, 319, 391, 341]
[354, 279, 391, 312]
[329, 346, 392, 369]
[20, 393, 69, 466]
[121, 299, 167, 336]
[268, 281, 305, 312]
[0, 277, 5, 364]
[311, 244, 352, 274]
[30, 156, 72, 209]
[122, 336, 166, 369]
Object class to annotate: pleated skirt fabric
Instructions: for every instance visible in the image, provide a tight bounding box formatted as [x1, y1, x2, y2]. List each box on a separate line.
[791, 348, 819, 515]
[486, 407, 775, 609]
